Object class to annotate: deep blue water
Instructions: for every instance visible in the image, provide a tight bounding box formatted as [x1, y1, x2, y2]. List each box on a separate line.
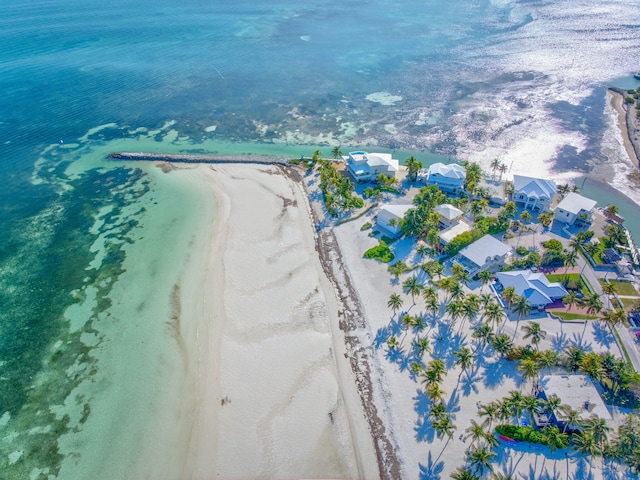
[0, 0, 639, 476]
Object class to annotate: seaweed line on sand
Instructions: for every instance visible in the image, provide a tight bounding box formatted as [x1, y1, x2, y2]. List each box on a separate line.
[279, 165, 401, 480]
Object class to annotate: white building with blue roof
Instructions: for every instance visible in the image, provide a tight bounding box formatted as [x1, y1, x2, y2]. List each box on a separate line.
[495, 270, 567, 308]
[513, 175, 557, 212]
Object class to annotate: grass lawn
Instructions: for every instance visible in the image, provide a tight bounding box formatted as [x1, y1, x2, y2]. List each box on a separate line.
[620, 297, 640, 310]
[551, 311, 598, 321]
[601, 279, 639, 297]
[546, 273, 593, 296]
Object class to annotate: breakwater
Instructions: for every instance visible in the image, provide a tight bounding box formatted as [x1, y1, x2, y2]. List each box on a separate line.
[108, 151, 292, 165]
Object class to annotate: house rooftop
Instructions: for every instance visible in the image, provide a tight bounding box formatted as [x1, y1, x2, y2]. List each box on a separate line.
[428, 162, 466, 180]
[540, 375, 611, 422]
[433, 203, 464, 221]
[513, 175, 557, 199]
[556, 192, 597, 215]
[380, 204, 413, 217]
[496, 270, 567, 306]
[459, 234, 511, 267]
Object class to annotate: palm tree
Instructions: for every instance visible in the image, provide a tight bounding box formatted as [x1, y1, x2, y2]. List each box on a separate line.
[519, 210, 532, 225]
[571, 430, 600, 458]
[453, 346, 476, 379]
[472, 323, 495, 351]
[405, 156, 423, 182]
[451, 466, 480, 480]
[330, 145, 343, 159]
[450, 282, 466, 301]
[467, 446, 496, 476]
[544, 426, 569, 453]
[422, 358, 447, 386]
[432, 414, 456, 439]
[505, 390, 525, 425]
[538, 211, 554, 230]
[563, 249, 578, 273]
[484, 302, 506, 331]
[425, 295, 440, 319]
[522, 321, 546, 350]
[601, 281, 617, 309]
[477, 270, 492, 291]
[501, 286, 516, 310]
[539, 349, 558, 375]
[490, 158, 502, 180]
[517, 358, 540, 392]
[605, 204, 619, 219]
[464, 419, 486, 446]
[584, 292, 604, 317]
[387, 336, 398, 349]
[426, 382, 446, 403]
[565, 346, 584, 372]
[413, 337, 431, 357]
[387, 293, 403, 316]
[541, 393, 562, 423]
[446, 300, 465, 327]
[401, 314, 416, 339]
[563, 290, 580, 312]
[522, 394, 541, 425]
[492, 333, 514, 358]
[560, 405, 581, 433]
[511, 295, 532, 339]
[477, 402, 499, 428]
[403, 275, 423, 304]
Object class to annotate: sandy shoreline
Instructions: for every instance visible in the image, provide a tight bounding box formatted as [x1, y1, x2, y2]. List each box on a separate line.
[609, 88, 640, 168]
[151, 164, 379, 479]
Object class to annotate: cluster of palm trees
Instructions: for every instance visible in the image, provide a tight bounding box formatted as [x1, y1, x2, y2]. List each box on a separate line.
[315, 158, 363, 215]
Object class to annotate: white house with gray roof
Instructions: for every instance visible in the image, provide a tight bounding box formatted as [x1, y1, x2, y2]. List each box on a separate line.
[344, 151, 399, 183]
[495, 270, 567, 308]
[433, 203, 464, 228]
[419, 162, 466, 194]
[513, 175, 557, 212]
[555, 192, 597, 226]
[453, 234, 512, 277]
[376, 204, 413, 236]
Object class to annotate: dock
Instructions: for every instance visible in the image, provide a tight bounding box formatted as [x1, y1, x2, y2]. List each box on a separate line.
[108, 151, 292, 166]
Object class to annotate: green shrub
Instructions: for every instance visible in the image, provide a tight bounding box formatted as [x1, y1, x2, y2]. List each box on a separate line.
[445, 229, 485, 256]
[516, 246, 529, 256]
[364, 241, 394, 263]
[361, 222, 373, 231]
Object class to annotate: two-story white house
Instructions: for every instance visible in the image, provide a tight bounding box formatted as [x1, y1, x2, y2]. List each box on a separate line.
[376, 204, 413, 236]
[419, 162, 466, 194]
[554, 192, 597, 226]
[344, 151, 399, 183]
[512, 175, 557, 212]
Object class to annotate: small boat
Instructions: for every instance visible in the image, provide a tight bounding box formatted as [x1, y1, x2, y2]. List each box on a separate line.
[499, 435, 518, 444]
[635, 72, 640, 80]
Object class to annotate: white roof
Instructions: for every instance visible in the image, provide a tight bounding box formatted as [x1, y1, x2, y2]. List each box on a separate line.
[427, 162, 466, 180]
[439, 220, 473, 244]
[459, 235, 511, 268]
[541, 375, 611, 421]
[433, 203, 463, 221]
[556, 192, 597, 215]
[379, 204, 413, 218]
[345, 151, 399, 172]
[496, 270, 567, 306]
[513, 175, 557, 199]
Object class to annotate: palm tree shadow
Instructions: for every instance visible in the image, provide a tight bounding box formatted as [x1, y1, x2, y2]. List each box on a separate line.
[460, 367, 481, 397]
[374, 325, 392, 349]
[592, 321, 614, 348]
[570, 456, 594, 480]
[551, 331, 569, 352]
[385, 344, 407, 365]
[445, 389, 461, 418]
[569, 332, 593, 351]
[414, 414, 436, 443]
[418, 451, 444, 480]
[482, 359, 517, 389]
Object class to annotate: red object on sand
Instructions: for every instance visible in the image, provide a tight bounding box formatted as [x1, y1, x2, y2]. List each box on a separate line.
[499, 435, 518, 443]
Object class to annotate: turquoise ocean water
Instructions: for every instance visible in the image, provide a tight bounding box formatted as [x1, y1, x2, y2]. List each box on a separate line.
[1, 0, 639, 477]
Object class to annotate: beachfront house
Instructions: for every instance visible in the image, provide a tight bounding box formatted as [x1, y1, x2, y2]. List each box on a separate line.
[495, 270, 567, 309]
[512, 175, 557, 212]
[452, 234, 512, 277]
[344, 151, 399, 183]
[554, 192, 597, 227]
[419, 162, 466, 194]
[536, 375, 611, 428]
[433, 203, 464, 228]
[376, 204, 413, 236]
[477, 177, 508, 205]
